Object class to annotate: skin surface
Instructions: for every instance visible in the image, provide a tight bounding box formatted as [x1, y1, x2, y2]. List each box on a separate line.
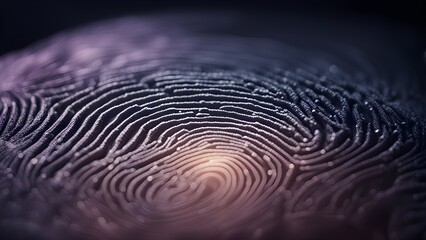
[0, 13, 425, 240]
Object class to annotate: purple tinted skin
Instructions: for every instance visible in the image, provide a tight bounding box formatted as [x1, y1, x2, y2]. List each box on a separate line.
[0, 15, 425, 240]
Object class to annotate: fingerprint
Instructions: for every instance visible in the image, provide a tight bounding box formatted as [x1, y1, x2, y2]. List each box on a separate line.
[0, 17, 425, 240]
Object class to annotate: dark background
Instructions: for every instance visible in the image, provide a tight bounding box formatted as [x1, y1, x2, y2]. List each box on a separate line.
[1, 0, 425, 55]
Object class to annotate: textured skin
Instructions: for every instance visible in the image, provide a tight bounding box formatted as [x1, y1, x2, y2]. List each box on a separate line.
[0, 15, 425, 240]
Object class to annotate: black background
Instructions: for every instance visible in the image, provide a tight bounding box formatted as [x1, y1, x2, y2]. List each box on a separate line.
[1, 0, 425, 55]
